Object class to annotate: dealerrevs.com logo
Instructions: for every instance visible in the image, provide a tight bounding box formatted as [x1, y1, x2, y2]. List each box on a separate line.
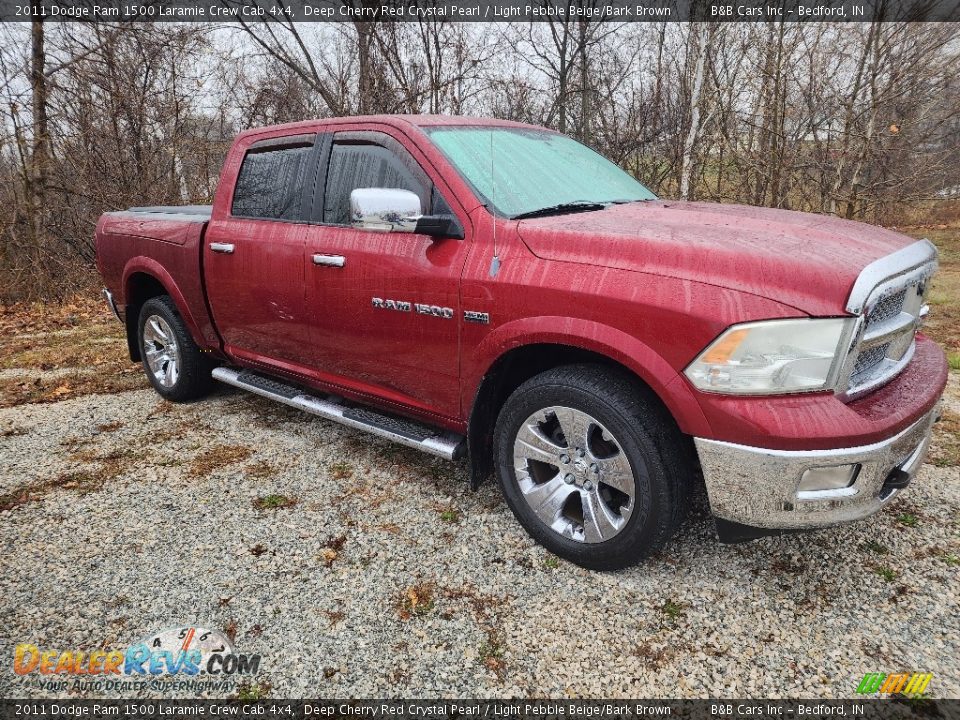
[14, 626, 261, 679]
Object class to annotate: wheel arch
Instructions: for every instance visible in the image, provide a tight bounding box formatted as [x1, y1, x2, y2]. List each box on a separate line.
[465, 319, 711, 488]
[122, 259, 205, 362]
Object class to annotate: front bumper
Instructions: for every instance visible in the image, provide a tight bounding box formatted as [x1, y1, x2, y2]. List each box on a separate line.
[695, 400, 941, 533]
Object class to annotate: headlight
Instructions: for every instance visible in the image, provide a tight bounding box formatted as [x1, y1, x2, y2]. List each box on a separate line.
[684, 318, 854, 395]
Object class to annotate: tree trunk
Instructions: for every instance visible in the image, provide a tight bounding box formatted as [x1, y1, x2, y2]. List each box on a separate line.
[679, 25, 707, 200]
[578, 19, 590, 142]
[30, 16, 48, 252]
[355, 21, 374, 113]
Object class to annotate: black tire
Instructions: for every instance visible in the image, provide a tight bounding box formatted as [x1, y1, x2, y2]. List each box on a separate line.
[138, 296, 214, 402]
[493, 364, 692, 570]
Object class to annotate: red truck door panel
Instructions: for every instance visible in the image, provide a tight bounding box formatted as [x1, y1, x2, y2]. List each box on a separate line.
[204, 134, 319, 367]
[302, 131, 469, 420]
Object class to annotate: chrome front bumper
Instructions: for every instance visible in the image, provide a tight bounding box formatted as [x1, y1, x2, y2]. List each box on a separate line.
[695, 402, 941, 531]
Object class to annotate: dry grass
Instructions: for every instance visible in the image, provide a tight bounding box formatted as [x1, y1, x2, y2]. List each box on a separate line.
[0, 293, 111, 337]
[328, 461, 354, 480]
[439, 584, 502, 620]
[0, 371, 144, 408]
[333, 476, 396, 510]
[4, 466, 111, 511]
[0, 293, 141, 408]
[902, 223, 960, 358]
[1, 322, 122, 371]
[0, 439, 145, 512]
[243, 460, 277, 479]
[395, 581, 435, 620]
[930, 409, 960, 468]
[0, 470, 101, 511]
[631, 643, 669, 668]
[188, 444, 253, 477]
[901, 222, 960, 467]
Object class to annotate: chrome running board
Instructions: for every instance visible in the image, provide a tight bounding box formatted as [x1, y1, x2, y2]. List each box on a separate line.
[212, 367, 466, 461]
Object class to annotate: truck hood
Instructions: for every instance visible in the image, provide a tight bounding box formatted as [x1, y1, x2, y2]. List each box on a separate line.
[516, 200, 918, 316]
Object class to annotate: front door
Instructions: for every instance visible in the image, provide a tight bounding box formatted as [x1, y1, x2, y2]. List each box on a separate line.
[302, 130, 470, 420]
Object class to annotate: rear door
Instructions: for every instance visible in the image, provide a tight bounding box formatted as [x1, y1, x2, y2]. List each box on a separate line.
[301, 130, 471, 420]
[204, 133, 320, 368]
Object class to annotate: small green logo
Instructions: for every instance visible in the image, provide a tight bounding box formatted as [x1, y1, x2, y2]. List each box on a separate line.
[857, 672, 932, 697]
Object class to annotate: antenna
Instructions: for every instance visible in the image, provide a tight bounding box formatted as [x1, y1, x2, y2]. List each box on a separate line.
[489, 128, 501, 277]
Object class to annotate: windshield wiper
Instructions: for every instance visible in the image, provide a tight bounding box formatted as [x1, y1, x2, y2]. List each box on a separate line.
[511, 201, 608, 220]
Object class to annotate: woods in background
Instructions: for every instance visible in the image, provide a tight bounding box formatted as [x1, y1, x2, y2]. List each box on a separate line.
[1, 18, 959, 300]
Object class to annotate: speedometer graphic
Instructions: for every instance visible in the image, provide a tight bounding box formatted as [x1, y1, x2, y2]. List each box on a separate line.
[139, 626, 235, 670]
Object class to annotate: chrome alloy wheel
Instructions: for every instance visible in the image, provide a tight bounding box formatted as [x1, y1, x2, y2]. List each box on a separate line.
[142, 314, 181, 388]
[512, 406, 636, 543]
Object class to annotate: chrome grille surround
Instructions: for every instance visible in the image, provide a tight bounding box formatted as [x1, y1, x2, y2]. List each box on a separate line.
[836, 240, 938, 401]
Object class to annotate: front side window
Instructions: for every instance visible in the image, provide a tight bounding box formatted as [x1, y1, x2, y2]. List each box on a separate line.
[323, 142, 428, 225]
[425, 127, 656, 218]
[232, 143, 312, 220]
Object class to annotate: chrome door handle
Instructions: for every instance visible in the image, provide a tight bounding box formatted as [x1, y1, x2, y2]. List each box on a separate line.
[313, 254, 345, 268]
[210, 242, 235, 254]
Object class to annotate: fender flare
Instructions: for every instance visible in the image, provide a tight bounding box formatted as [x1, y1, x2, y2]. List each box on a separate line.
[466, 315, 712, 438]
[121, 257, 207, 348]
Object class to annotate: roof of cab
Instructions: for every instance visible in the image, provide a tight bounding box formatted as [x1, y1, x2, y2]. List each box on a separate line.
[236, 114, 546, 141]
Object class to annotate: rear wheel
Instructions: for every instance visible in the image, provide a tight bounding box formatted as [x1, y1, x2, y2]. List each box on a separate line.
[138, 296, 213, 402]
[493, 365, 691, 570]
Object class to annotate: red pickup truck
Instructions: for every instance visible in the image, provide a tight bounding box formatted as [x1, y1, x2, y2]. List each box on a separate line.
[96, 115, 946, 569]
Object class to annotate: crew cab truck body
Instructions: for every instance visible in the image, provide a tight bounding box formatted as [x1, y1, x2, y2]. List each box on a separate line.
[96, 115, 947, 569]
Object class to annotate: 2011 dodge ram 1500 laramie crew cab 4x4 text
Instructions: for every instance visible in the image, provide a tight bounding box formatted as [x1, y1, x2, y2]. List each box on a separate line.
[96, 115, 947, 569]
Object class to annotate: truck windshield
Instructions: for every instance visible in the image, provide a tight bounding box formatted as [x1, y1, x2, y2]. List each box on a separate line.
[425, 126, 656, 218]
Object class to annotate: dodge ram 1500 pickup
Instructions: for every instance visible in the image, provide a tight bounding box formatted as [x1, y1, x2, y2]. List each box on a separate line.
[96, 115, 947, 569]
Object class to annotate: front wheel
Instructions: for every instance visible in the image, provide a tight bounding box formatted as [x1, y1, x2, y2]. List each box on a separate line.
[138, 296, 213, 402]
[493, 365, 692, 570]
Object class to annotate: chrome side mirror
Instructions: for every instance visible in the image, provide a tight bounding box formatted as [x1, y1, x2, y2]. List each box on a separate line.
[349, 187, 464, 239]
[350, 188, 421, 233]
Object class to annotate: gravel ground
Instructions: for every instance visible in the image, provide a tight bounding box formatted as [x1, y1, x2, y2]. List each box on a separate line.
[1, 370, 958, 700]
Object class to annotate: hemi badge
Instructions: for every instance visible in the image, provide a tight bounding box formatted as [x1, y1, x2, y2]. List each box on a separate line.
[464, 310, 490, 324]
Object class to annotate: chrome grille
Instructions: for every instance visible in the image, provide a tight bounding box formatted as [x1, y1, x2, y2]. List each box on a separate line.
[866, 289, 906, 328]
[840, 240, 938, 400]
[852, 343, 889, 376]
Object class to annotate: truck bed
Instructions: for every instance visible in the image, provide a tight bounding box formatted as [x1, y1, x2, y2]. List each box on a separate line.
[127, 205, 212, 220]
[95, 205, 219, 352]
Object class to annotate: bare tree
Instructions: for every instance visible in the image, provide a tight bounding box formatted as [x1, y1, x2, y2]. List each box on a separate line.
[1, 20, 959, 301]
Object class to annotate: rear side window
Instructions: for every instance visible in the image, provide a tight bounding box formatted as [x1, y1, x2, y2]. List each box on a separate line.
[323, 142, 428, 225]
[232, 141, 313, 220]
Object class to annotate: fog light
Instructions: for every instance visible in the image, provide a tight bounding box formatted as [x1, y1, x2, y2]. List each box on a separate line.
[798, 464, 861, 493]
